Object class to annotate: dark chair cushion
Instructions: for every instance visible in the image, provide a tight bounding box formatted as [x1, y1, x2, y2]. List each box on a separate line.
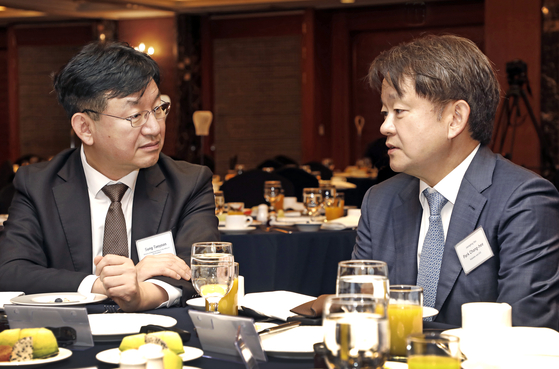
[220, 169, 294, 208]
[275, 167, 319, 202]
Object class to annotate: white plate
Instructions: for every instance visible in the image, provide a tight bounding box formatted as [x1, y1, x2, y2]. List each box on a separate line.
[443, 327, 559, 362]
[294, 222, 323, 232]
[96, 346, 203, 365]
[283, 211, 302, 217]
[0, 348, 72, 366]
[186, 297, 205, 309]
[273, 216, 311, 225]
[88, 313, 177, 342]
[0, 292, 24, 310]
[10, 293, 107, 306]
[218, 226, 256, 234]
[423, 306, 438, 318]
[260, 326, 323, 358]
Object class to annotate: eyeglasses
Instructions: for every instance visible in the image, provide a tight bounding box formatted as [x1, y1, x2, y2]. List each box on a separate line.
[82, 101, 171, 128]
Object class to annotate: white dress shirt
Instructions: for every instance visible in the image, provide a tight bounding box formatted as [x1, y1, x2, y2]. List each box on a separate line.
[77, 145, 180, 307]
[417, 144, 480, 265]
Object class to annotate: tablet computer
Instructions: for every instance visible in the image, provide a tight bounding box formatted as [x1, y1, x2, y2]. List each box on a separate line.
[188, 310, 267, 363]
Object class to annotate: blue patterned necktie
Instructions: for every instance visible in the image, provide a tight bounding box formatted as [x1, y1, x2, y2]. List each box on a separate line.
[417, 189, 448, 316]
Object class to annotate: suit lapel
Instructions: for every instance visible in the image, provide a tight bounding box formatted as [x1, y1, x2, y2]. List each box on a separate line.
[435, 146, 495, 310]
[393, 178, 422, 284]
[131, 163, 168, 263]
[53, 150, 93, 273]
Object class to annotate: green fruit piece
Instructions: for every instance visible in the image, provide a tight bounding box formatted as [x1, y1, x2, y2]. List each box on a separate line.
[119, 333, 147, 352]
[19, 328, 59, 359]
[148, 332, 184, 354]
[162, 348, 182, 369]
[0, 329, 21, 347]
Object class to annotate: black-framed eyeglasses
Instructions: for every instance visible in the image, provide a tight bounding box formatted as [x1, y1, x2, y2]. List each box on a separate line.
[82, 101, 171, 128]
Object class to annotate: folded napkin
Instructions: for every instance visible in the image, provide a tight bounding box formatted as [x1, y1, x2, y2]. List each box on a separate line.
[290, 294, 333, 318]
[321, 212, 361, 230]
[241, 291, 316, 321]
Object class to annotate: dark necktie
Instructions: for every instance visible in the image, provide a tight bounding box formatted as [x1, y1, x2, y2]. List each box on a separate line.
[102, 183, 129, 257]
[417, 189, 448, 315]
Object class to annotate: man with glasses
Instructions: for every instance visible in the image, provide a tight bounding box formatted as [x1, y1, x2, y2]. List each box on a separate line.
[0, 41, 219, 312]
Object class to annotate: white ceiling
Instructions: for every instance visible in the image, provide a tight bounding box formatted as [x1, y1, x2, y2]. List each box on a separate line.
[0, 0, 408, 25]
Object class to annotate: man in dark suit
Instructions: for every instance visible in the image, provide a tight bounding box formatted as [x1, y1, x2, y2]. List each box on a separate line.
[352, 35, 559, 330]
[0, 42, 219, 312]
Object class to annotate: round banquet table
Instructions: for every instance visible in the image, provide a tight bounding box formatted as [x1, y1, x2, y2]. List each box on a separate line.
[35, 306, 319, 369]
[221, 228, 357, 296]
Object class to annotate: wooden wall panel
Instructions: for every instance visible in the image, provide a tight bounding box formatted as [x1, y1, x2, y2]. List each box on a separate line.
[330, 1, 485, 169]
[118, 17, 179, 157]
[212, 35, 302, 176]
[485, 0, 542, 173]
[18, 45, 82, 159]
[7, 24, 94, 163]
[0, 28, 8, 163]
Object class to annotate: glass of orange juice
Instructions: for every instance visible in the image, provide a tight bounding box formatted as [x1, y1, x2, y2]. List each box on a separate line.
[325, 192, 345, 221]
[407, 333, 461, 369]
[388, 285, 423, 359]
[205, 262, 239, 315]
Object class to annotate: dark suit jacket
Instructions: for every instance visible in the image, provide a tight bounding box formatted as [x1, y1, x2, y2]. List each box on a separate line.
[0, 148, 220, 305]
[352, 145, 559, 330]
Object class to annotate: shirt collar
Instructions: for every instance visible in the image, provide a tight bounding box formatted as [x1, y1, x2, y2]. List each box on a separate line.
[419, 144, 480, 205]
[80, 145, 139, 198]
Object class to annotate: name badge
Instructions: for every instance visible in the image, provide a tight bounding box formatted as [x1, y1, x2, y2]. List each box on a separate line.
[136, 231, 176, 261]
[454, 227, 494, 275]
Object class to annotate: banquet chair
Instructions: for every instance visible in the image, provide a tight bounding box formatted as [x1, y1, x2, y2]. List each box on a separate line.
[304, 161, 333, 180]
[274, 167, 319, 202]
[220, 169, 295, 208]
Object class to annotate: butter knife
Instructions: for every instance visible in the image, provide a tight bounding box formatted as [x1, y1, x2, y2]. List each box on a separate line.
[258, 320, 301, 335]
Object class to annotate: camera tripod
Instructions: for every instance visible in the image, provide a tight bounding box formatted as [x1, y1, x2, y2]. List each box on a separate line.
[491, 62, 556, 180]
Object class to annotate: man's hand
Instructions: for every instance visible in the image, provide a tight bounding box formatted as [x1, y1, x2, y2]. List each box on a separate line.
[135, 253, 191, 282]
[93, 255, 168, 312]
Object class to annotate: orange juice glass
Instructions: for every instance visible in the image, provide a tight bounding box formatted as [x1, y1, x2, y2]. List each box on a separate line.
[325, 192, 345, 220]
[388, 285, 423, 358]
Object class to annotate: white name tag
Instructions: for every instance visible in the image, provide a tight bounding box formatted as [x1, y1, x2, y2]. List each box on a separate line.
[454, 227, 494, 275]
[136, 231, 176, 261]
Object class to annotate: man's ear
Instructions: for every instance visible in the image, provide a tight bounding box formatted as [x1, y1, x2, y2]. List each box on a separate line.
[71, 113, 94, 146]
[447, 100, 471, 139]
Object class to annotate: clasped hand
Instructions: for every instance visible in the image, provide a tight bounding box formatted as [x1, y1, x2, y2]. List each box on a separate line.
[93, 253, 190, 311]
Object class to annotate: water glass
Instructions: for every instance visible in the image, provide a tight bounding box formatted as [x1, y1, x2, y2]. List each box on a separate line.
[388, 285, 423, 359]
[205, 262, 240, 315]
[322, 295, 389, 369]
[191, 242, 233, 265]
[264, 181, 282, 215]
[191, 260, 235, 313]
[303, 187, 323, 218]
[407, 333, 461, 369]
[336, 260, 389, 300]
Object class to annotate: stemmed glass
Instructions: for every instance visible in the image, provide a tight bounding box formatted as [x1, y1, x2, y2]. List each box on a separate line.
[322, 295, 390, 369]
[336, 260, 389, 300]
[303, 187, 323, 219]
[264, 181, 282, 216]
[191, 259, 235, 313]
[191, 241, 233, 262]
[191, 242, 235, 313]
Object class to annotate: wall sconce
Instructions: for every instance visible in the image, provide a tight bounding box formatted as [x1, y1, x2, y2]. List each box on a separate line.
[134, 43, 155, 56]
